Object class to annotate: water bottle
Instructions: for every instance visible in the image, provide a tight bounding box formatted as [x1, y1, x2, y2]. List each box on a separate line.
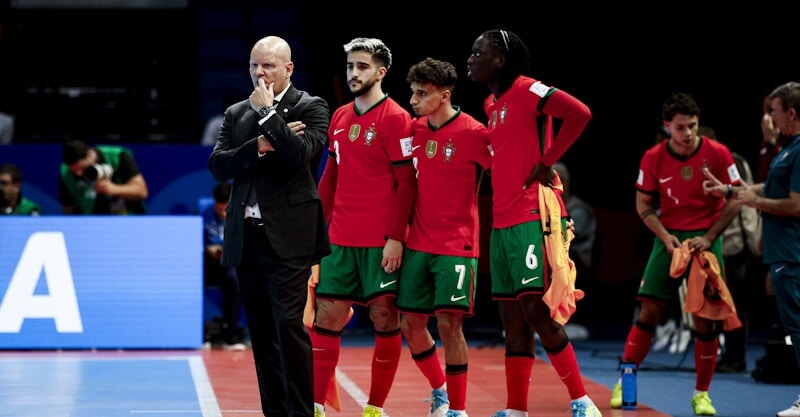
[620, 361, 637, 410]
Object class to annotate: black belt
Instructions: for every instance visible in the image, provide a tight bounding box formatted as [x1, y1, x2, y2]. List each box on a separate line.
[245, 217, 264, 227]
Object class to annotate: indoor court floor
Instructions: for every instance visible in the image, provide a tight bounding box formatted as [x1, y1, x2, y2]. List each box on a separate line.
[0, 339, 794, 417]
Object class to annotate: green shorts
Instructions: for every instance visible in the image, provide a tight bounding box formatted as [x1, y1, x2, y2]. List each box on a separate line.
[490, 219, 566, 299]
[639, 230, 726, 304]
[316, 245, 397, 305]
[395, 248, 476, 316]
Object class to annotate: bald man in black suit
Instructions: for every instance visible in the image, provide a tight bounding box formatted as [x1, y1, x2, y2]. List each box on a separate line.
[208, 35, 330, 417]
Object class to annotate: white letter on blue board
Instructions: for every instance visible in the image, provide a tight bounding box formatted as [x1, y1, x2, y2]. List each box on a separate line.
[0, 232, 83, 332]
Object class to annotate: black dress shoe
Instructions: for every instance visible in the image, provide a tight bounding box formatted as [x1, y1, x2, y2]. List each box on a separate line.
[716, 359, 746, 373]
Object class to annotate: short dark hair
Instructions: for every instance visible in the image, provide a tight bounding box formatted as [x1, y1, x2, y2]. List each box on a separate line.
[0, 163, 22, 184]
[62, 139, 91, 164]
[406, 57, 458, 90]
[213, 181, 232, 203]
[343, 37, 392, 69]
[662, 93, 701, 122]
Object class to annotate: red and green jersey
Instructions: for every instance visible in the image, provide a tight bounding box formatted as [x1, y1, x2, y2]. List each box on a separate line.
[324, 95, 413, 247]
[636, 136, 741, 230]
[483, 76, 590, 228]
[407, 110, 492, 257]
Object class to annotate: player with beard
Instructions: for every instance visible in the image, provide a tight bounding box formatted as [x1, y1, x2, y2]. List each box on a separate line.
[313, 37, 416, 417]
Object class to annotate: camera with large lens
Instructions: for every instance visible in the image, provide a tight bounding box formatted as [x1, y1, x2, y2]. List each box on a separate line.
[84, 163, 114, 181]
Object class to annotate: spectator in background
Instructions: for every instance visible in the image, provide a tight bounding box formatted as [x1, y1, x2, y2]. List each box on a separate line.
[552, 161, 597, 339]
[59, 139, 148, 215]
[552, 162, 596, 281]
[202, 96, 240, 146]
[0, 163, 41, 215]
[717, 137, 762, 374]
[203, 181, 245, 351]
[756, 94, 788, 183]
[0, 111, 13, 145]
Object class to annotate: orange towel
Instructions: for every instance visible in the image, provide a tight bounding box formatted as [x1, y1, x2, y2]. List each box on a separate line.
[670, 241, 742, 331]
[539, 179, 584, 325]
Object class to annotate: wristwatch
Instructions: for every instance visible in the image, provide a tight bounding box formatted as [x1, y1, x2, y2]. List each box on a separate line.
[257, 105, 275, 119]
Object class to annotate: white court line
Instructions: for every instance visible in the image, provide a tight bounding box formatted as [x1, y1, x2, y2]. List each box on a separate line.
[189, 356, 223, 417]
[335, 368, 391, 417]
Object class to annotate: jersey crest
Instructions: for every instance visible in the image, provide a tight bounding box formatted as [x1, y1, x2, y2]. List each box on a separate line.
[489, 103, 509, 129]
[364, 126, 377, 146]
[442, 139, 456, 162]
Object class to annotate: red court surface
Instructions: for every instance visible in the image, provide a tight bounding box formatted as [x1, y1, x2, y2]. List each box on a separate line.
[204, 346, 670, 417]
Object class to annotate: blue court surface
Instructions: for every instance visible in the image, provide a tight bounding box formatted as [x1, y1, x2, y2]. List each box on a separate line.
[0, 351, 220, 417]
[0, 339, 797, 417]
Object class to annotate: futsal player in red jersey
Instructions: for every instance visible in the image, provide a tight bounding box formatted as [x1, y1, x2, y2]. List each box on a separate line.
[396, 57, 492, 417]
[313, 37, 416, 417]
[466, 29, 601, 417]
[610, 92, 742, 416]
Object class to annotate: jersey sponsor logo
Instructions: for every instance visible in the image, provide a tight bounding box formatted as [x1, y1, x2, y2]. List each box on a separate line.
[529, 81, 550, 98]
[400, 136, 413, 156]
[379, 280, 397, 288]
[450, 295, 466, 302]
[727, 163, 742, 183]
[333, 128, 345, 135]
[658, 176, 673, 184]
[521, 276, 540, 285]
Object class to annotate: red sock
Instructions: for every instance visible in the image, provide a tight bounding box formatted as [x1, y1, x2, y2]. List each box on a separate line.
[312, 329, 341, 405]
[413, 345, 446, 389]
[368, 330, 402, 407]
[446, 365, 468, 411]
[505, 356, 533, 411]
[622, 324, 654, 366]
[694, 337, 718, 391]
[547, 342, 586, 400]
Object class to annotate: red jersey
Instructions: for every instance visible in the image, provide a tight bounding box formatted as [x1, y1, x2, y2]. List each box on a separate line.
[636, 136, 741, 230]
[483, 76, 591, 228]
[324, 96, 413, 247]
[407, 110, 492, 257]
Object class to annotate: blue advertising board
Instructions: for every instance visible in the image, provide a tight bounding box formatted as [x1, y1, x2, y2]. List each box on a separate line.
[0, 216, 202, 349]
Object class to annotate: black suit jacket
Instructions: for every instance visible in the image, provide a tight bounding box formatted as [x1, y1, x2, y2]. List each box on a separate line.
[208, 84, 331, 265]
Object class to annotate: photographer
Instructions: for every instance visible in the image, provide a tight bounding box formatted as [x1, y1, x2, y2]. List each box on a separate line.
[59, 139, 148, 215]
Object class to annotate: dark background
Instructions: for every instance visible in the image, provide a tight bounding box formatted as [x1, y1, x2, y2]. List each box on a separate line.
[0, 0, 792, 338]
[1, 1, 796, 212]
